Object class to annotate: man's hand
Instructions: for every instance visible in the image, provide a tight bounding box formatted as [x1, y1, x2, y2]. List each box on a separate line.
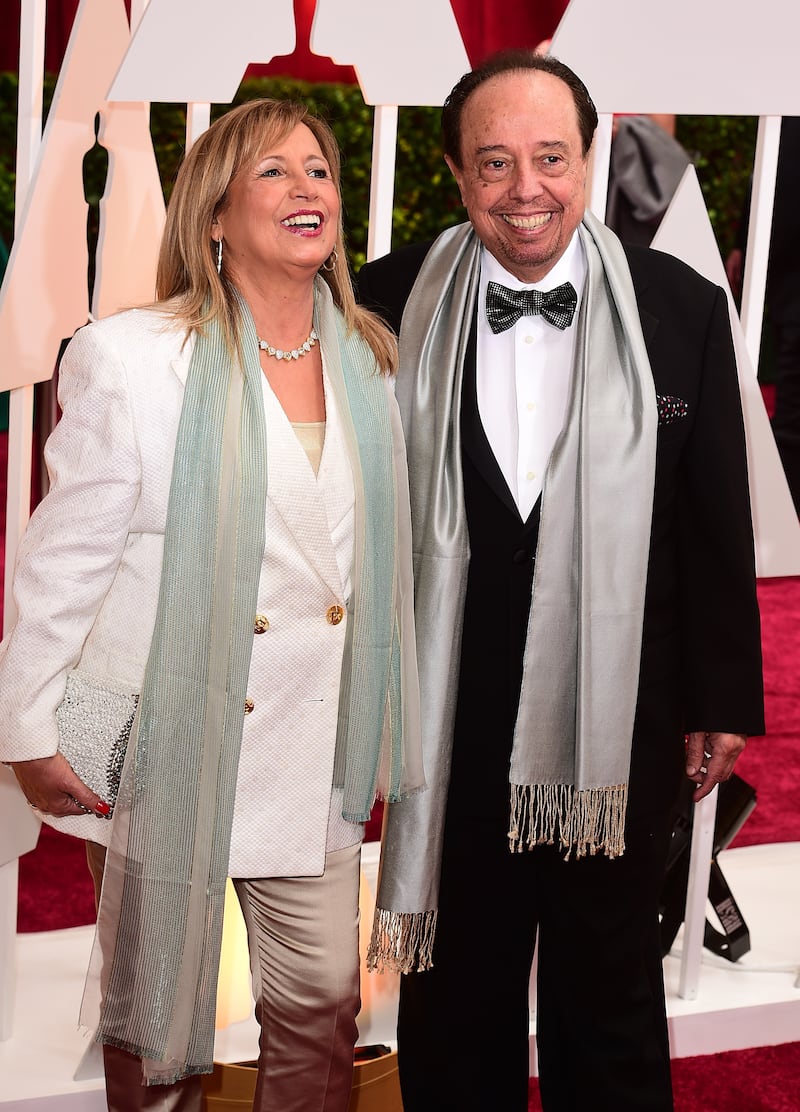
[10, 753, 111, 818]
[685, 731, 746, 802]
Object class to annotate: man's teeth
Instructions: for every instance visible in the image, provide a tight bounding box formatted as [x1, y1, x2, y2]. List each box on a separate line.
[283, 215, 321, 229]
[502, 213, 553, 229]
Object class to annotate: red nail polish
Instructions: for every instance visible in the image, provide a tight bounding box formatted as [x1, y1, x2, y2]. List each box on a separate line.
[95, 800, 111, 816]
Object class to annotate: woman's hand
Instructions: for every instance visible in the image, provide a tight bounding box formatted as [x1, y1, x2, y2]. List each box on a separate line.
[11, 753, 111, 818]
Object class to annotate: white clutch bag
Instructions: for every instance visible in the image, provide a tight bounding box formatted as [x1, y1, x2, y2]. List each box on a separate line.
[55, 670, 139, 816]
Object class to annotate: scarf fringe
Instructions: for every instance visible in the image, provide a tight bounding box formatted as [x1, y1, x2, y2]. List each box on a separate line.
[380, 781, 428, 806]
[90, 1033, 215, 1086]
[366, 908, 438, 974]
[508, 782, 628, 860]
[341, 782, 427, 825]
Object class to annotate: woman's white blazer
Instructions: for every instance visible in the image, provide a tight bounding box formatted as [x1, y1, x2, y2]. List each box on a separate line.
[0, 307, 376, 877]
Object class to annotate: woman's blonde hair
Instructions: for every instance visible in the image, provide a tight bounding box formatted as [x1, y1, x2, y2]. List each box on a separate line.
[156, 98, 397, 372]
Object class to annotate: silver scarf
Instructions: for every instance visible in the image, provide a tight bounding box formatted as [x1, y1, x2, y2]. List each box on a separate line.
[368, 213, 657, 973]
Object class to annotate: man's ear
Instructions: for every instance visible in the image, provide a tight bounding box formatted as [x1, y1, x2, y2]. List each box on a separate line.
[444, 154, 466, 205]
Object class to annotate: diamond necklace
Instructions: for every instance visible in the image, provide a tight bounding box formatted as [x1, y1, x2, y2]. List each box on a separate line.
[257, 327, 319, 362]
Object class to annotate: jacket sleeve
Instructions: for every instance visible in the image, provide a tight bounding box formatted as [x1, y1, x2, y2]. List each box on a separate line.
[0, 323, 142, 762]
[678, 285, 765, 736]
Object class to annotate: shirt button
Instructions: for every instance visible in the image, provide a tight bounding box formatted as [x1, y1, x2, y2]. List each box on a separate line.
[526, 402, 535, 412]
[526, 471, 535, 482]
[326, 604, 345, 626]
[254, 614, 269, 634]
[244, 697, 254, 714]
[524, 335, 534, 344]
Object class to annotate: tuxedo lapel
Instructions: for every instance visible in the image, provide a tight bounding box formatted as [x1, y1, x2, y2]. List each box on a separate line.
[623, 247, 660, 349]
[459, 311, 543, 532]
[460, 312, 522, 520]
[638, 305, 659, 349]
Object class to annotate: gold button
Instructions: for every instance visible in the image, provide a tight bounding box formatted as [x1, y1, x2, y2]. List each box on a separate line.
[326, 604, 345, 626]
[244, 697, 254, 714]
[254, 614, 269, 634]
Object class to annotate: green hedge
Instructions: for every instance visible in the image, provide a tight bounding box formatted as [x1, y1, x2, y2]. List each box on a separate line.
[0, 72, 758, 275]
[676, 114, 758, 258]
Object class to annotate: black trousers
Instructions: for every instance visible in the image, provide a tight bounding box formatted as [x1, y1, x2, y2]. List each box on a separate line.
[397, 794, 677, 1112]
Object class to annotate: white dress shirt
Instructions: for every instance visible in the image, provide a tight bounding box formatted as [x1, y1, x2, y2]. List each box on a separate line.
[476, 233, 587, 520]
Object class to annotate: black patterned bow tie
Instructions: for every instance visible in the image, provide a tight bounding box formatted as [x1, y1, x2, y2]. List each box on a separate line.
[485, 280, 578, 333]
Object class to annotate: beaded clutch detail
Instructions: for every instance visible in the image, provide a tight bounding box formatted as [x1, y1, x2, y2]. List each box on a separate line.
[55, 671, 139, 817]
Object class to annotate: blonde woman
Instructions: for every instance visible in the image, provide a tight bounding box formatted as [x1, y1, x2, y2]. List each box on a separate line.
[0, 99, 421, 1112]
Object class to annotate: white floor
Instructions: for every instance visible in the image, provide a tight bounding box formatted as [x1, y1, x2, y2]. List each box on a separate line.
[2, 842, 799, 1111]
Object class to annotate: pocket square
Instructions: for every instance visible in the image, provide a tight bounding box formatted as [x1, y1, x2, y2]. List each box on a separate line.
[657, 394, 689, 426]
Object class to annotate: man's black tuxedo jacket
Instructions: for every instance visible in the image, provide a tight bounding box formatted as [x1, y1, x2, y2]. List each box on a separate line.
[358, 233, 765, 823]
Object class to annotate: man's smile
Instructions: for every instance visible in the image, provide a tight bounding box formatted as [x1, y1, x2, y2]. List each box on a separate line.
[500, 212, 554, 230]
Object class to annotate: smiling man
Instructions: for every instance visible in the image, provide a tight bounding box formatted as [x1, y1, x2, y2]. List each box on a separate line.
[359, 50, 764, 1112]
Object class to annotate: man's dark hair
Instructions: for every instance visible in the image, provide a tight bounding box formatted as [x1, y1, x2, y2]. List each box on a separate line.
[442, 49, 599, 167]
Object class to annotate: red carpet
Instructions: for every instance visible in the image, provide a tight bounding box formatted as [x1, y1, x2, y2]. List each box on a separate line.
[528, 1042, 800, 1111]
[731, 577, 800, 849]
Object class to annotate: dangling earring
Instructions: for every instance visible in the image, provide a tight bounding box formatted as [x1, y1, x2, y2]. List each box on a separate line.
[321, 247, 338, 273]
[216, 237, 223, 275]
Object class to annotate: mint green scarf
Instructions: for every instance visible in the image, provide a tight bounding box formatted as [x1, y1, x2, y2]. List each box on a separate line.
[83, 279, 418, 1082]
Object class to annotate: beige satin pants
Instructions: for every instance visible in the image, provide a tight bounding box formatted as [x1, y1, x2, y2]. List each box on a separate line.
[86, 841, 362, 1112]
